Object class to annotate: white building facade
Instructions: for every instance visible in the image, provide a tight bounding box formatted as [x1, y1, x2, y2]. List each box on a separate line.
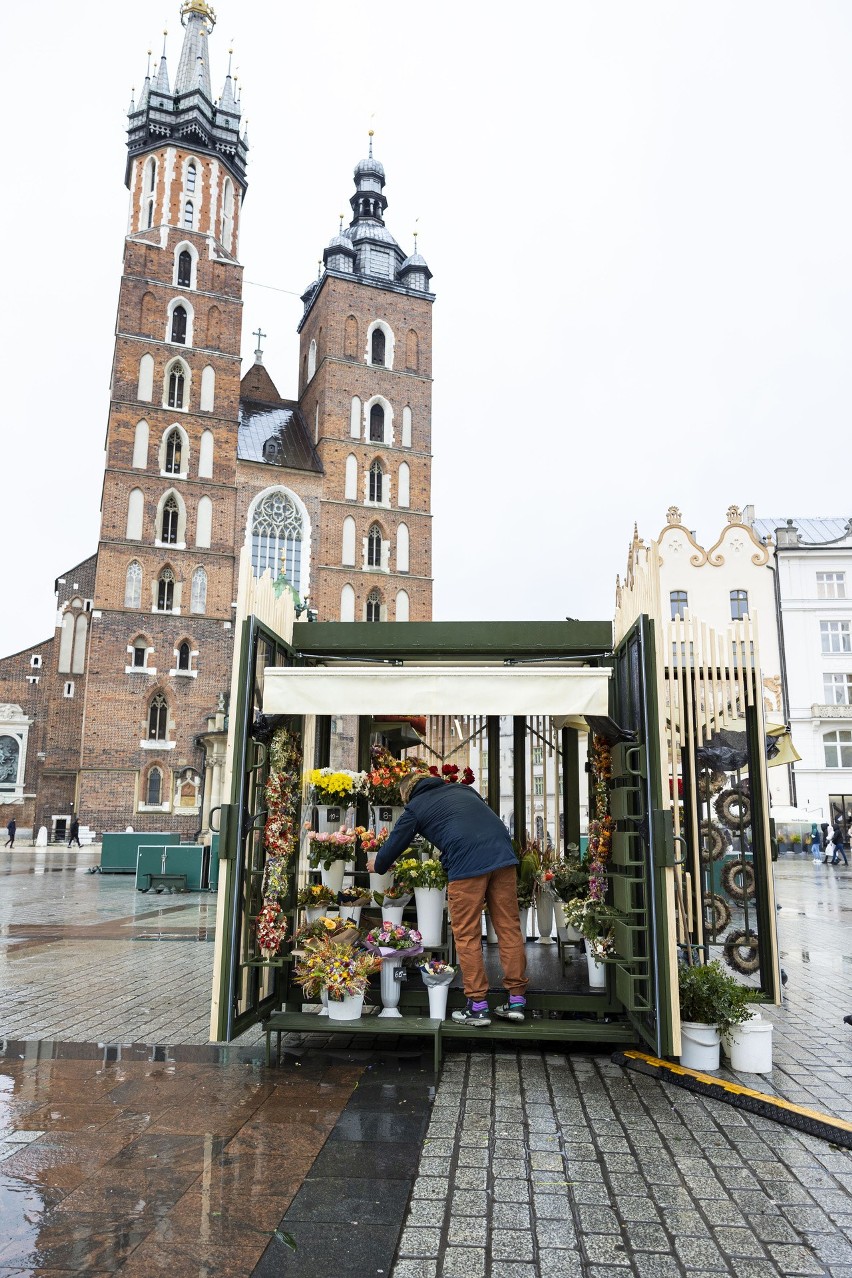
[747, 511, 852, 831]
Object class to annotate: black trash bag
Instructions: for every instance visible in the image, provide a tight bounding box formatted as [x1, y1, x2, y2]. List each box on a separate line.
[695, 728, 780, 774]
[585, 715, 638, 746]
[251, 713, 290, 745]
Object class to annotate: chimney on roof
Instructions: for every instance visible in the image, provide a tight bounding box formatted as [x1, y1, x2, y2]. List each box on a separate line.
[774, 519, 800, 549]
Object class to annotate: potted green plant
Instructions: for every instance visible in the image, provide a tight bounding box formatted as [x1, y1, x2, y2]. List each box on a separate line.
[562, 897, 622, 988]
[678, 959, 756, 1070]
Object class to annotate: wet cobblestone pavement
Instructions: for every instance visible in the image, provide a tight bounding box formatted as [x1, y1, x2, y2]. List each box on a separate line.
[0, 847, 851, 1274]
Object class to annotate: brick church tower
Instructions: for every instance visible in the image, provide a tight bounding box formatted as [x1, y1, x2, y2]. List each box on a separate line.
[297, 136, 435, 624]
[76, 0, 247, 830]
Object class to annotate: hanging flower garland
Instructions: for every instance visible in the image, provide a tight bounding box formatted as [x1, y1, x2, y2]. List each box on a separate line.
[263, 726, 303, 863]
[256, 899, 288, 959]
[586, 736, 614, 903]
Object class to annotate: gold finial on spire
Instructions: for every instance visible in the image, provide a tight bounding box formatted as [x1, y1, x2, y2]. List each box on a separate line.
[368, 128, 374, 158]
[339, 213, 344, 233]
[181, 0, 216, 31]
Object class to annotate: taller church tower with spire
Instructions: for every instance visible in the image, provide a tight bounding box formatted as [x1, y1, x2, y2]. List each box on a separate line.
[75, 0, 249, 830]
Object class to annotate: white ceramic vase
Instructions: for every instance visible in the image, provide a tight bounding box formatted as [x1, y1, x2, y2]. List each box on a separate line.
[427, 984, 449, 1020]
[518, 906, 530, 941]
[379, 956, 404, 1017]
[370, 871, 394, 895]
[536, 893, 555, 944]
[326, 992, 364, 1022]
[585, 948, 607, 989]
[381, 904, 406, 927]
[414, 886, 446, 947]
[320, 860, 346, 893]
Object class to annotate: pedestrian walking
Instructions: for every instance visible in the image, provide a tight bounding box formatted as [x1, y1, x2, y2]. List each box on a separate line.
[67, 817, 81, 848]
[831, 824, 849, 866]
[368, 769, 528, 1025]
[822, 823, 833, 863]
[4, 818, 15, 849]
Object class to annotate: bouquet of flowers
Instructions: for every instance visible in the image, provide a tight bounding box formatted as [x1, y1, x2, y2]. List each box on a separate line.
[291, 915, 360, 952]
[338, 885, 372, 908]
[364, 922, 424, 958]
[561, 897, 622, 957]
[294, 940, 381, 1001]
[256, 899, 288, 959]
[307, 768, 369, 806]
[372, 884, 412, 909]
[307, 828, 358, 870]
[394, 855, 448, 891]
[428, 762, 475, 786]
[261, 856, 290, 901]
[296, 883, 337, 909]
[367, 746, 419, 805]
[355, 826, 390, 855]
[550, 849, 589, 903]
[517, 880, 535, 909]
[418, 958, 456, 987]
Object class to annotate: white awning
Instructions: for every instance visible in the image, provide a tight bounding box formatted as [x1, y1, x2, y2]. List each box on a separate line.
[262, 665, 611, 717]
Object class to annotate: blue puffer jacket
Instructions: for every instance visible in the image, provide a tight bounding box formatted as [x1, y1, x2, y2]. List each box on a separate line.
[374, 776, 517, 882]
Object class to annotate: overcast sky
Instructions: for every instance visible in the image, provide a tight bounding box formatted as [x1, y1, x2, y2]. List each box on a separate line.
[2, 1, 850, 657]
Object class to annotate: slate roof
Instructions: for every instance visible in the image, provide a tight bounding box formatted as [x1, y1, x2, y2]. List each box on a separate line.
[752, 517, 852, 546]
[237, 364, 322, 474]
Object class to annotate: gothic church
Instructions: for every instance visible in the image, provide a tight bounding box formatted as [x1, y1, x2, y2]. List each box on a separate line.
[0, 0, 434, 840]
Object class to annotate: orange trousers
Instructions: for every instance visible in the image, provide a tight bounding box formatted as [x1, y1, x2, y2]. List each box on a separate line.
[448, 864, 528, 1002]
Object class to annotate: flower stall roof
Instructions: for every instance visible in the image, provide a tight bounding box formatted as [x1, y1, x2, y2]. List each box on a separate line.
[261, 665, 611, 717]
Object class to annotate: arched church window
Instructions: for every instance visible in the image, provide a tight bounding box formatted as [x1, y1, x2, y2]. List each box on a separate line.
[186, 162, 197, 194]
[183, 201, 194, 231]
[157, 568, 175, 613]
[367, 524, 382, 568]
[125, 561, 142, 609]
[371, 327, 386, 367]
[190, 566, 207, 615]
[177, 641, 191, 671]
[161, 497, 179, 544]
[369, 403, 384, 442]
[250, 490, 303, 591]
[148, 694, 168, 741]
[177, 250, 192, 288]
[132, 637, 148, 669]
[168, 363, 186, 409]
[369, 460, 384, 504]
[164, 429, 183, 475]
[171, 305, 188, 345]
[366, 589, 382, 623]
[146, 766, 163, 806]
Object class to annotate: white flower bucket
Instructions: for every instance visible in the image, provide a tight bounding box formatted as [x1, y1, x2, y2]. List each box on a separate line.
[680, 1021, 721, 1071]
[318, 989, 329, 1017]
[415, 887, 446, 946]
[484, 913, 498, 944]
[381, 904, 406, 928]
[326, 992, 364, 1021]
[320, 860, 346, 893]
[427, 984, 449, 1020]
[518, 907, 530, 941]
[371, 804, 405, 831]
[723, 1014, 773, 1073]
[536, 894, 555, 944]
[305, 906, 326, 924]
[340, 905, 363, 926]
[585, 949, 607, 989]
[379, 957, 404, 1017]
[316, 805, 352, 834]
[370, 871, 394, 895]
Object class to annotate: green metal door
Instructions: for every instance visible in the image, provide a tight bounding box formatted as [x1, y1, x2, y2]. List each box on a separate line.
[214, 617, 300, 1042]
[610, 615, 676, 1057]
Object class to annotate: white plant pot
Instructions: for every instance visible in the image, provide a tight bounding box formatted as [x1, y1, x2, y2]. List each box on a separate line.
[305, 906, 327, 924]
[415, 886, 446, 947]
[318, 989, 329, 1017]
[427, 984, 449, 1020]
[371, 804, 405, 831]
[564, 922, 583, 943]
[484, 914, 498, 944]
[680, 1021, 721, 1071]
[585, 949, 607, 989]
[379, 956, 404, 1017]
[536, 894, 555, 944]
[320, 860, 346, 893]
[316, 805, 353, 834]
[370, 871, 394, 895]
[722, 1013, 773, 1073]
[518, 906, 530, 941]
[381, 904, 406, 928]
[326, 992, 364, 1021]
[340, 905, 362, 926]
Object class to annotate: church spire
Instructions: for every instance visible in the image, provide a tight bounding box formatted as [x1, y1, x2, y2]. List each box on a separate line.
[175, 0, 215, 98]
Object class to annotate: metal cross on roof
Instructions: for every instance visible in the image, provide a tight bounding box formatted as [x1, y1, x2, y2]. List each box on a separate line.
[253, 326, 267, 363]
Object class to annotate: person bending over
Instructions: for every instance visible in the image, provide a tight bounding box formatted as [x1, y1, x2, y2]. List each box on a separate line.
[368, 771, 528, 1026]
